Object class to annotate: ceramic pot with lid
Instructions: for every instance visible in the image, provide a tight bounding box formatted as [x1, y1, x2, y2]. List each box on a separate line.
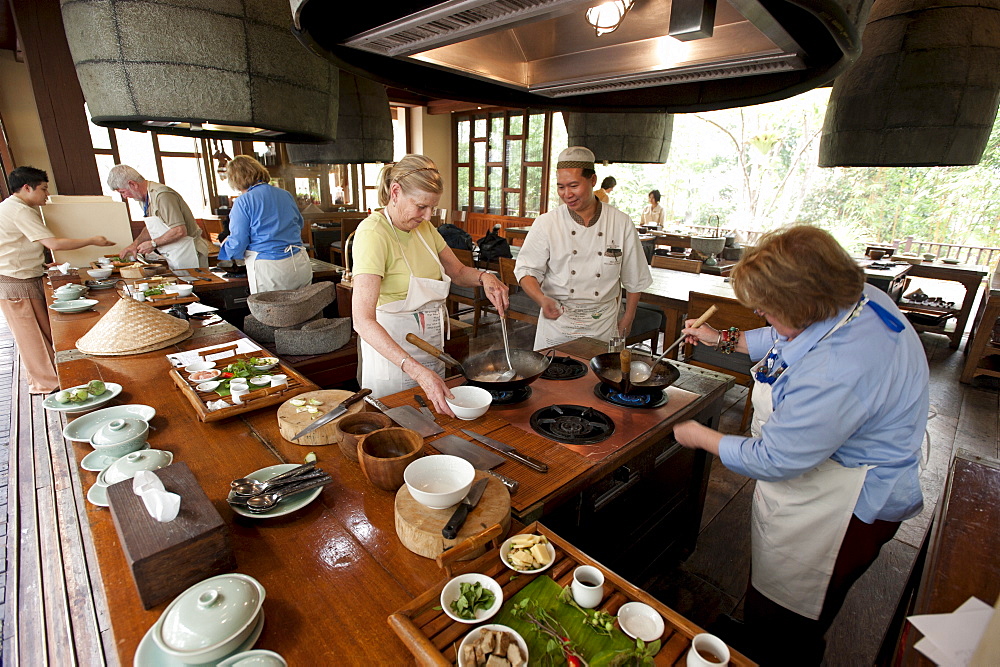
[153, 573, 265, 664]
[89, 417, 149, 458]
[103, 449, 173, 485]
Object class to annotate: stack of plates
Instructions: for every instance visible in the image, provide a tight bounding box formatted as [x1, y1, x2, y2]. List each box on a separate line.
[50, 299, 99, 313]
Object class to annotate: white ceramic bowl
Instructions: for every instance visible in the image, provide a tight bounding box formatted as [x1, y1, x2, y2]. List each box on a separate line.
[153, 573, 265, 664]
[188, 369, 221, 382]
[440, 573, 503, 624]
[184, 361, 216, 373]
[617, 601, 665, 642]
[457, 625, 528, 667]
[173, 284, 194, 297]
[217, 649, 287, 667]
[196, 380, 221, 392]
[499, 534, 557, 574]
[249, 375, 271, 386]
[88, 267, 113, 279]
[446, 386, 492, 420]
[103, 449, 173, 485]
[89, 417, 149, 458]
[403, 455, 475, 509]
[252, 357, 279, 371]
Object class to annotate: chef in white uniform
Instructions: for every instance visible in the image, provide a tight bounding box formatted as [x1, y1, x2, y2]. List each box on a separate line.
[352, 155, 509, 415]
[107, 164, 210, 270]
[514, 147, 652, 351]
[672, 225, 929, 665]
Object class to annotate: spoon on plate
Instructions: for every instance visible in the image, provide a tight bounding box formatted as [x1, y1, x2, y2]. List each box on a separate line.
[240, 475, 333, 513]
[230, 461, 315, 493]
[230, 467, 327, 497]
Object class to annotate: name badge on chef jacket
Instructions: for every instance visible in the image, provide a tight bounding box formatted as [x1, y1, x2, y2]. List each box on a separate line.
[605, 244, 623, 265]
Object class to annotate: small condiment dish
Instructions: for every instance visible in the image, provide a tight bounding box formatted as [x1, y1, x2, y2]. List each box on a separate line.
[617, 601, 665, 642]
[446, 386, 492, 420]
[499, 534, 556, 574]
[403, 454, 474, 509]
[196, 380, 221, 392]
[457, 625, 528, 667]
[188, 369, 221, 382]
[922, 253, 937, 262]
[250, 375, 271, 386]
[252, 357, 279, 371]
[184, 361, 216, 373]
[440, 573, 503, 624]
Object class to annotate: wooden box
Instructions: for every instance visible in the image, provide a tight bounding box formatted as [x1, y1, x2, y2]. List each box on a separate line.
[108, 462, 236, 609]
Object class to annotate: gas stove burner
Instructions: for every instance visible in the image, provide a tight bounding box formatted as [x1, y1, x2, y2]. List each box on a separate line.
[530, 404, 615, 445]
[541, 356, 588, 381]
[594, 383, 668, 409]
[472, 384, 532, 406]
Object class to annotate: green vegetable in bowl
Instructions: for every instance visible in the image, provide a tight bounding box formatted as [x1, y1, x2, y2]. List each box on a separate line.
[450, 582, 495, 620]
[87, 380, 106, 396]
[56, 390, 73, 404]
[73, 388, 90, 402]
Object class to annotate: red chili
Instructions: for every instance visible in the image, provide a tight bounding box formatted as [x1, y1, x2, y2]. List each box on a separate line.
[222, 372, 233, 378]
[565, 656, 582, 667]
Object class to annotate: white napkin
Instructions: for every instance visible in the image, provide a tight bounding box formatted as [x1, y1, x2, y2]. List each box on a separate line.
[206, 399, 228, 412]
[132, 470, 181, 522]
[909, 596, 994, 665]
[57, 262, 72, 275]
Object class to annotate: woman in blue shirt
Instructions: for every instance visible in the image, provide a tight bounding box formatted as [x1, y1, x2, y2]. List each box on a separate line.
[218, 156, 312, 294]
[675, 225, 929, 665]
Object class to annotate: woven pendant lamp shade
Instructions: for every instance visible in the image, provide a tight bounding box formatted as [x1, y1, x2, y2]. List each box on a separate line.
[60, 0, 339, 142]
[819, 0, 1000, 167]
[286, 71, 393, 165]
[76, 296, 192, 356]
[564, 113, 673, 164]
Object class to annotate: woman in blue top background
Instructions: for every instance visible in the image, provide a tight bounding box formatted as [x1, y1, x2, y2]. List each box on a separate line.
[218, 156, 312, 294]
[675, 225, 929, 665]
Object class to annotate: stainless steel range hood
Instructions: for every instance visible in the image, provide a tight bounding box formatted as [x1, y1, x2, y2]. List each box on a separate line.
[291, 0, 868, 112]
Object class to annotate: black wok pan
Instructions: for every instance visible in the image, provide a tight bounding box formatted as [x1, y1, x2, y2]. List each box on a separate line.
[590, 351, 681, 393]
[406, 334, 554, 391]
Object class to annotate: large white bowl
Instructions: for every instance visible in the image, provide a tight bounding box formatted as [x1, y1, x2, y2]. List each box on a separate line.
[457, 625, 528, 667]
[88, 267, 113, 279]
[404, 455, 475, 509]
[440, 573, 503, 624]
[153, 573, 265, 664]
[446, 386, 492, 420]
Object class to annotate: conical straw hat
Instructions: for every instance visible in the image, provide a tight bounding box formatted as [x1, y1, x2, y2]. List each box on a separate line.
[76, 295, 192, 356]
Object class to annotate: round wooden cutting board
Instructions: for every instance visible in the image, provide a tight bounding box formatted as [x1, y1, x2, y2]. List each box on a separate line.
[277, 389, 366, 446]
[395, 472, 511, 560]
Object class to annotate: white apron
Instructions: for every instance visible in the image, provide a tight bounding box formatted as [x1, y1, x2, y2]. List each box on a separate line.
[359, 223, 451, 398]
[533, 297, 620, 350]
[749, 301, 871, 620]
[143, 215, 199, 270]
[245, 245, 312, 294]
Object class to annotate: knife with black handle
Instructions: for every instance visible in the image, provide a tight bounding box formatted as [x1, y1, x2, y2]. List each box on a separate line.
[442, 478, 489, 540]
[460, 429, 549, 473]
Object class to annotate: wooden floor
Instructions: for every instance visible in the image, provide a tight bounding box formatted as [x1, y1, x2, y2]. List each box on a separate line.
[0, 307, 996, 666]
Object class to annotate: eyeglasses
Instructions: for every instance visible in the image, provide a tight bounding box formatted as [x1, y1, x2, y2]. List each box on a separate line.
[754, 309, 766, 318]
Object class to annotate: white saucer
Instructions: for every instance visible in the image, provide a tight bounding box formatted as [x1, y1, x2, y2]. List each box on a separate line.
[87, 483, 109, 507]
[133, 609, 265, 667]
[80, 443, 149, 472]
[617, 601, 664, 642]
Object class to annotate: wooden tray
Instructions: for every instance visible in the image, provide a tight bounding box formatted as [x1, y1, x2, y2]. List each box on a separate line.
[170, 344, 319, 422]
[388, 522, 756, 666]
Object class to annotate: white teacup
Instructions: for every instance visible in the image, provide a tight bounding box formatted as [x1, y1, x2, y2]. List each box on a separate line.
[571, 565, 605, 609]
[269, 374, 287, 388]
[686, 633, 730, 667]
[134, 291, 146, 302]
[136, 282, 149, 292]
[229, 380, 250, 404]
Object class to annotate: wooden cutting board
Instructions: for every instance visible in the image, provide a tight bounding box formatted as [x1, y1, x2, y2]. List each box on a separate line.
[394, 472, 511, 560]
[277, 389, 365, 446]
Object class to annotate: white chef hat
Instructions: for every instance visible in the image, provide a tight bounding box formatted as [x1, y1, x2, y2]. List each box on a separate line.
[556, 146, 595, 171]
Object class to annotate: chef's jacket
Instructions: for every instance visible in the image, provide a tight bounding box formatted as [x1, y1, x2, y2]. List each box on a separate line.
[718, 285, 929, 524]
[514, 203, 652, 310]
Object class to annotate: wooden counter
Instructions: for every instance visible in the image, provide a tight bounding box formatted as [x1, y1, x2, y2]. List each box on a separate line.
[50, 286, 732, 664]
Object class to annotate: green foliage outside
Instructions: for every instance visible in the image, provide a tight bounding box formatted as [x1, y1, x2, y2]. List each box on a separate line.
[584, 89, 1000, 254]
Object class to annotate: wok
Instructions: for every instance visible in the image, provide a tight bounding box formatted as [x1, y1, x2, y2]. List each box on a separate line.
[590, 351, 681, 393]
[405, 334, 555, 390]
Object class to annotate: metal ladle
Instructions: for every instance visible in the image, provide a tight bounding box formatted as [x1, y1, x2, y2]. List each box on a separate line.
[242, 476, 333, 513]
[497, 313, 516, 381]
[230, 461, 315, 493]
[231, 467, 326, 498]
[630, 305, 719, 383]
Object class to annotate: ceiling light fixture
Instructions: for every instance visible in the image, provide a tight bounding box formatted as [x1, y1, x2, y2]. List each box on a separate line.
[585, 0, 635, 37]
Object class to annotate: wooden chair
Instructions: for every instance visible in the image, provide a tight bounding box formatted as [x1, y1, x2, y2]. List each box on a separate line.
[652, 255, 702, 274]
[498, 257, 539, 326]
[447, 248, 490, 336]
[331, 215, 365, 266]
[682, 291, 766, 432]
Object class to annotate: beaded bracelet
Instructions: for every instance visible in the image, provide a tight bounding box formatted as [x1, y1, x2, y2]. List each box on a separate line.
[716, 327, 740, 354]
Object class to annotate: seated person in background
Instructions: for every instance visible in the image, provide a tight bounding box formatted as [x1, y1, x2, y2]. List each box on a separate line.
[595, 175, 616, 203]
[515, 147, 651, 350]
[640, 190, 665, 228]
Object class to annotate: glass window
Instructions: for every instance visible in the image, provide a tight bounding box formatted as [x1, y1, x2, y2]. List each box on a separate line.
[161, 156, 209, 214]
[457, 120, 470, 163]
[95, 154, 118, 197]
[525, 166, 543, 217]
[509, 113, 524, 136]
[474, 118, 487, 138]
[489, 114, 504, 163]
[391, 107, 407, 161]
[506, 139, 522, 188]
[505, 192, 520, 217]
[488, 167, 502, 213]
[457, 166, 470, 209]
[473, 142, 486, 187]
[473, 189, 485, 211]
[295, 177, 321, 208]
[157, 134, 200, 153]
[526, 113, 545, 162]
[114, 129, 158, 183]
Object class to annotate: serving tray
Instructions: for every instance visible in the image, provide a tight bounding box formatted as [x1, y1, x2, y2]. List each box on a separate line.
[169, 343, 318, 422]
[388, 522, 756, 666]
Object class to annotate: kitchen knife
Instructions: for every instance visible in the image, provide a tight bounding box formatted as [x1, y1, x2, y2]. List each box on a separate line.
[364, 396, 444, 437]
[413, 394, 434, 420]
[460, 429, 549, 473]
[442, 478, 489, 540]
[291, 388, 372, 441]
[432, 435, 519, 494]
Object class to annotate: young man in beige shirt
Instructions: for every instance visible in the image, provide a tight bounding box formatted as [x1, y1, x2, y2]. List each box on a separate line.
[0, 167, 113, 393]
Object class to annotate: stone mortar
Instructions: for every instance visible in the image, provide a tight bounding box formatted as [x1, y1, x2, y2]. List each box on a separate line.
[247, 281, 335, 328]
[275, 317, 352, 356]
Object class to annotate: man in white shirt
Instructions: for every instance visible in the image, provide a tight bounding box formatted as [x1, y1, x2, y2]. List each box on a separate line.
[514, 147, 652, 350]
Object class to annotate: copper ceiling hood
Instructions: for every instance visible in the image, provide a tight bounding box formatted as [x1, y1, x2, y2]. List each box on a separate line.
[290, 0, 867, 113]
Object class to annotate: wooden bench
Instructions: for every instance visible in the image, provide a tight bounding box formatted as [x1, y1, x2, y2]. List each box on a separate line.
[461, 212, 534, 244]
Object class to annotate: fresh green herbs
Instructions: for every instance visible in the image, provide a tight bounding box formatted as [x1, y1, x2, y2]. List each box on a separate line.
[450, 582, 496, 620]
[510, 598, 588, 666]
[559, 586, 616, 637]
[606, 638, 661, 666]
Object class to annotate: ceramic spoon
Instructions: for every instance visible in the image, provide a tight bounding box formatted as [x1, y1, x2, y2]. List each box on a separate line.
[242, 476, 333, 513]
[231, 467, 327, 498]
[497, 314, 516, 381]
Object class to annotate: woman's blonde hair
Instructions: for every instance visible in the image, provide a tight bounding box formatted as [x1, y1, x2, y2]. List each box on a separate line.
[731, 225, 865, 330]
[227, 155, 272, 191]
[377, 154, 443, 207]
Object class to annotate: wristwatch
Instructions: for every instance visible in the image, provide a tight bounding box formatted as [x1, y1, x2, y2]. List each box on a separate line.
[150, 240, 158, 249]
